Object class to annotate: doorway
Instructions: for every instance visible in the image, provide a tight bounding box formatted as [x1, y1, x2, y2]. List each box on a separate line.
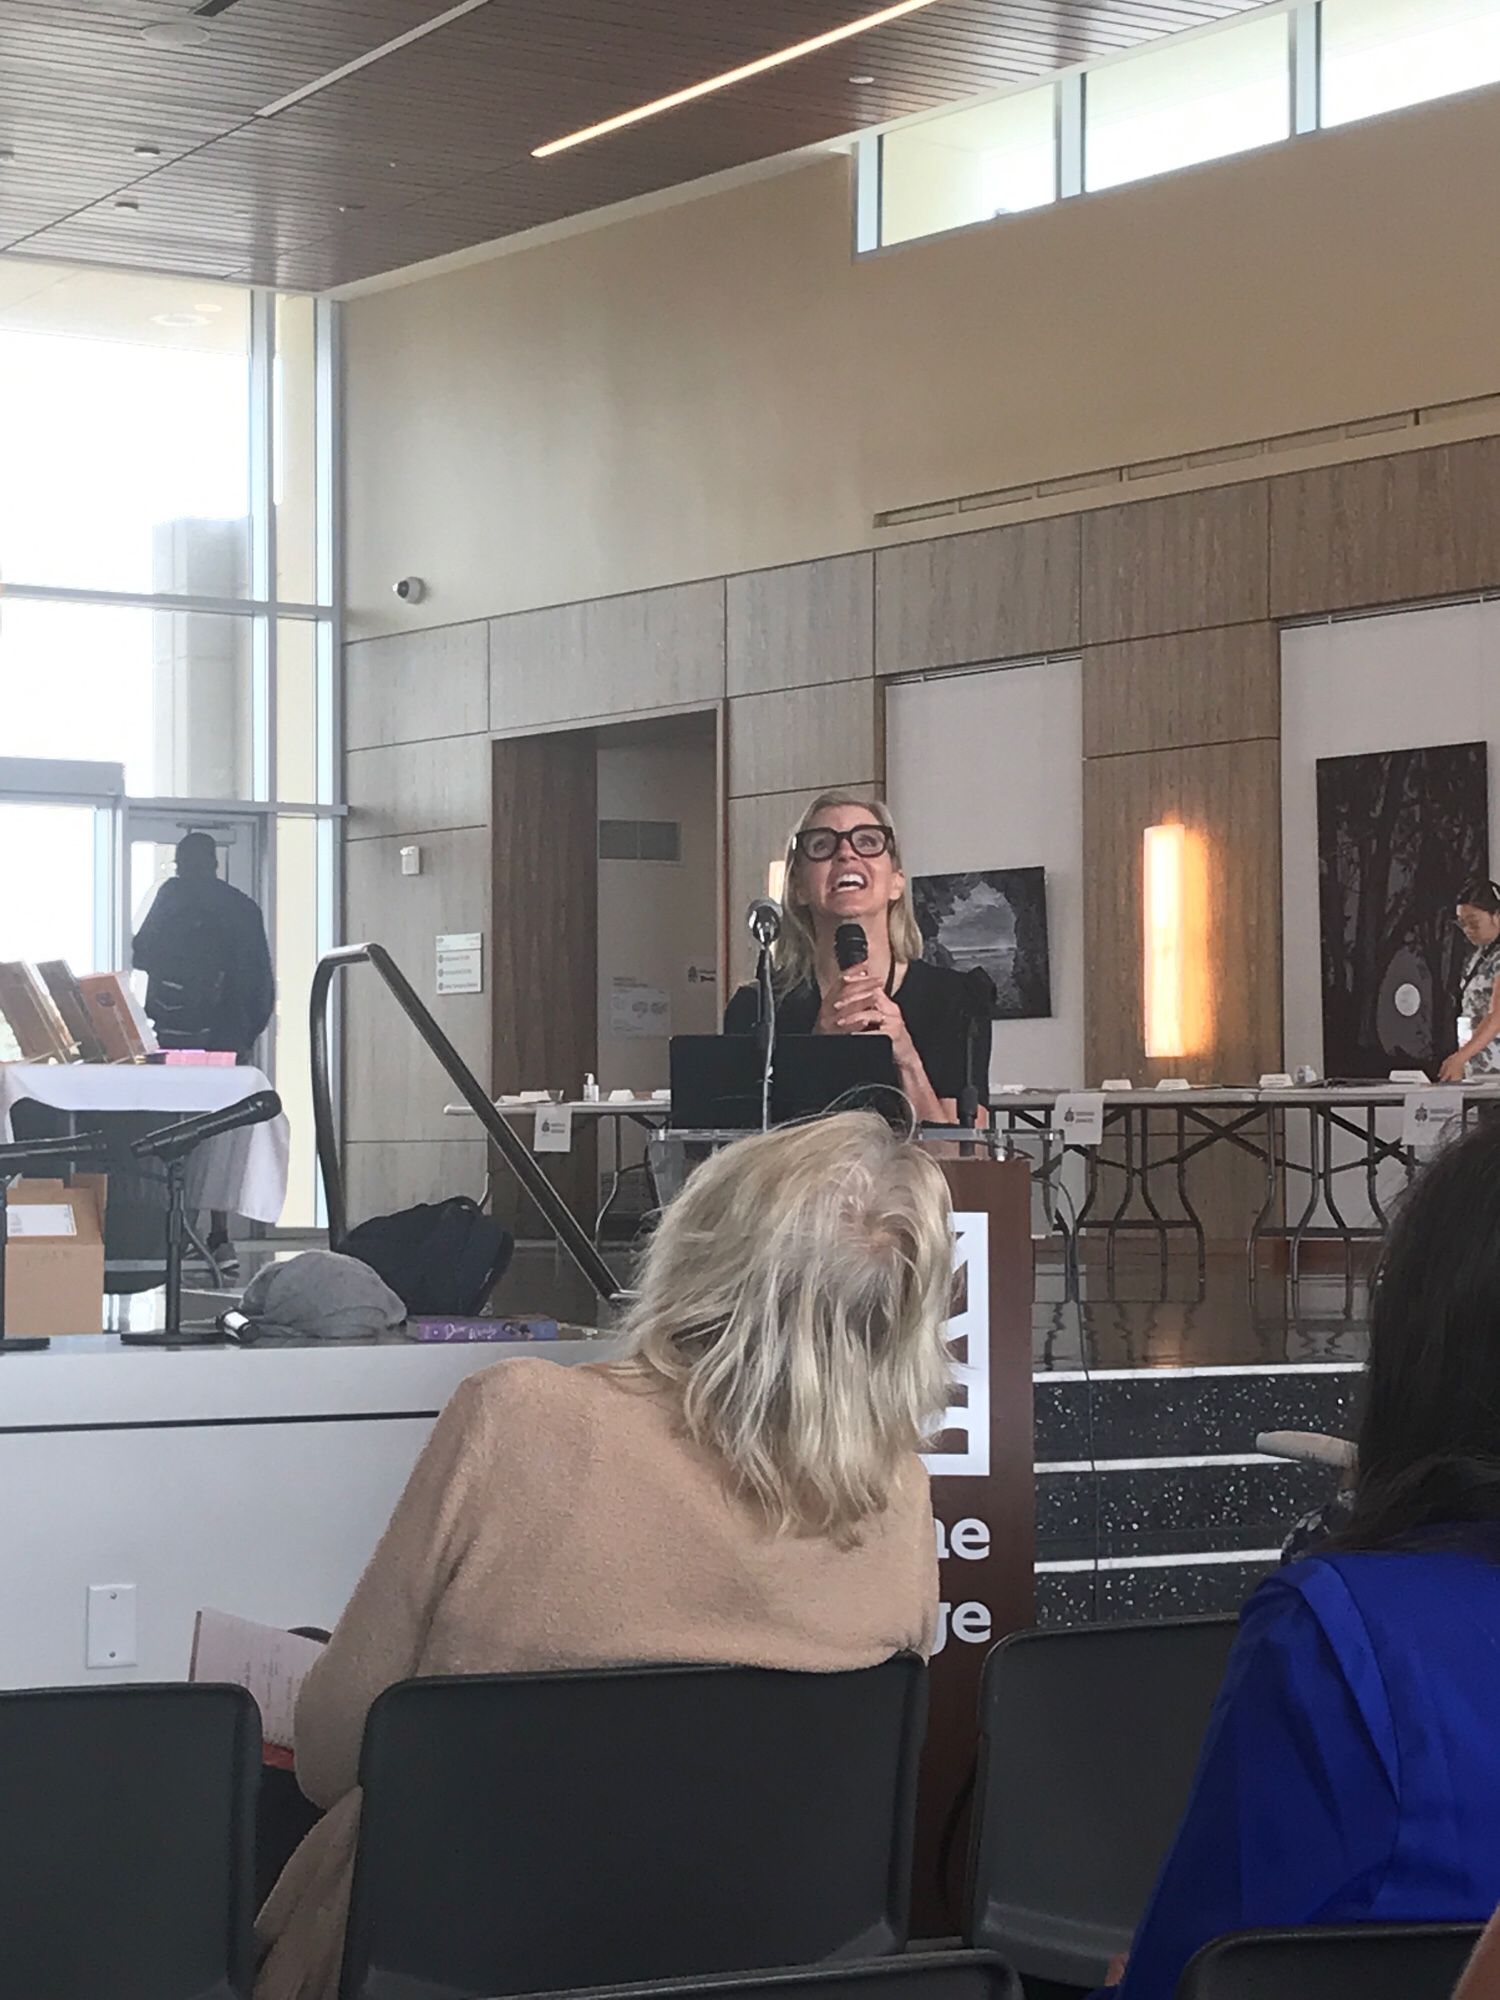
[490, 705, 723, 1240]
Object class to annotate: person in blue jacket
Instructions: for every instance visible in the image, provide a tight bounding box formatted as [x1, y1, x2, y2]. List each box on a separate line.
[1109, 1115, 1500, 2000]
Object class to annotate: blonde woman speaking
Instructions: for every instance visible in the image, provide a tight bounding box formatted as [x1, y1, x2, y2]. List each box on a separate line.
[724, 791, 991, 1125]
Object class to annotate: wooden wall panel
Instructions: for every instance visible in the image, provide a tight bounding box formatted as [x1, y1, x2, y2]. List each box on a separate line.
[874, 516, 1080, 675]
[346, 733, 491, 841]
[345, 622, 490, 751]
[344, 827, 492, 1145]
[491, 733, 598, 1218]
[1081, 483, 1269, 643]
[1082, 623, 1279, 759]
[727, 553, 874, 696]
[1083, 738, 1281, 1241]
[1083, 738, 1282, 1087]
[1269, 436, 1500, 618]
[727, 680, 878, 799]
[489, 579, 725, 732]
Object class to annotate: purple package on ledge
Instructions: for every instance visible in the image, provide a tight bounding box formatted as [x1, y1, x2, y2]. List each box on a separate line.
[407, 1316, 561, 1342]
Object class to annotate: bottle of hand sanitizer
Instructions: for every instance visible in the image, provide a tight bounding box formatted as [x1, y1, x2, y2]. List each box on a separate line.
[582, 1073, 600, 1104]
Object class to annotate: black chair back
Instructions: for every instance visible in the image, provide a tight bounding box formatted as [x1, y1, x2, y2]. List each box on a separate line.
[509, 1948, 1022, 2000]
[966, 1617, 1238, 1986]
[341, 1657, 927, 2000]
[0, 1681, 260, 2000]
[1177, 1922, 1484, 1998]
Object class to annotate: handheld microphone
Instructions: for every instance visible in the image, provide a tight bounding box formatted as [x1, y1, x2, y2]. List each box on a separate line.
[0, 1130, 112, 1175]
[747, 898, 782, 948]
[834, 923, 869, 972]
[130, 1090, 282, 1165]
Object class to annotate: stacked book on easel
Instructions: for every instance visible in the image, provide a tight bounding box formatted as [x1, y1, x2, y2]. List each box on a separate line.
[0, 962, 155, 1065]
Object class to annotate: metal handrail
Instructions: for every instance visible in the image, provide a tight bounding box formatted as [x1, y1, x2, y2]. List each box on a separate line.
[310, 942, 622, 1305]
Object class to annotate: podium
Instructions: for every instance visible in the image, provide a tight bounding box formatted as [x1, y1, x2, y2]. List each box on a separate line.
[916, 1150, 1035, 1933]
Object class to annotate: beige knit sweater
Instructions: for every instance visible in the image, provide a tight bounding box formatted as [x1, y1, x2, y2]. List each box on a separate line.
[254, 1356, 938, 2000]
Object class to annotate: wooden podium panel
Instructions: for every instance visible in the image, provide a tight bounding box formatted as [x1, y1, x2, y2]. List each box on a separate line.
[914, 1154, 1035, 1934]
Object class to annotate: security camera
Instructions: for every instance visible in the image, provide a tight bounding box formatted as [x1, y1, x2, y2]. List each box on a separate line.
[393, 577, 427, 604]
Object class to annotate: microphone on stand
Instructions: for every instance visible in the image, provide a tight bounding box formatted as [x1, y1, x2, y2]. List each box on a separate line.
[834, 923, 869, 972]
[0, 1129, 112, 1175]
[746, 898, 782, 948]
[130, 1090, 282, 1164]
[127, 1090, 282, 1344]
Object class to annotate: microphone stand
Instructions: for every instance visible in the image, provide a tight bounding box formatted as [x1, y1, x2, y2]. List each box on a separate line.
[955, 971, 991, 1159]
[756, 943, 777, 1133]
[121, 1092, 281, 1347]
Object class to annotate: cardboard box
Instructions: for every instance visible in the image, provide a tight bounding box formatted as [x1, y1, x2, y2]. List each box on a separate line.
[3, 1177, 108, 1337]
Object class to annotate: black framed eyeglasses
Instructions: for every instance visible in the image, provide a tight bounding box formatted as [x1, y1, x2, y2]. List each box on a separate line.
[793, 823, 894, 863]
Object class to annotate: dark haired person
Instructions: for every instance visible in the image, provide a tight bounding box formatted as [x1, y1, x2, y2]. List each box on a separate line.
[132, 831, 275, 1267]
[1439, 878, 1500, 1083]
[1102, 1117, 1500, 2000]
[723, 791, 990, 1124]
[133, 832, 275, 1059]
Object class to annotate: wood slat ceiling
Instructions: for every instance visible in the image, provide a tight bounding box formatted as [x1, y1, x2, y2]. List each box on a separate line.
[1, 0, 1273, 291]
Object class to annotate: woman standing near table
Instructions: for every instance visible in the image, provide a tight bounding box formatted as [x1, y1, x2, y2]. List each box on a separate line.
[723, 792, 990, 1125]
[1439, 879, 1500, 1083]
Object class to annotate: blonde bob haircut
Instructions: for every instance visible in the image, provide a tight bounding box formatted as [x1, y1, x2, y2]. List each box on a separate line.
[620, 1111, 955, 1544]
[773, 791, 925, 995]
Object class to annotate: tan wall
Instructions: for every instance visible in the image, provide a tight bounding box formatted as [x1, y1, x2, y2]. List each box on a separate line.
[344, 82, 1500, 636]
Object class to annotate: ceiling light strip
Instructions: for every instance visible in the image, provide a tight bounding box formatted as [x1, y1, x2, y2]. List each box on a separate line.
[255, 0, 494, 119]
[531, 0, 946, 157]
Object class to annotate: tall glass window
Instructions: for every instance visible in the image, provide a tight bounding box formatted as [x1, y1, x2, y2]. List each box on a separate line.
[1085, 12, 1293, 193]
[0, 260, 338, 1227]
[1321, 0, 1500, 126]
[881, 86, 1056, 247]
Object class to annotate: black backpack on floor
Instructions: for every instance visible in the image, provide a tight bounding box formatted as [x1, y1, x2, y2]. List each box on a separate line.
[341, 1197, 513, 1317]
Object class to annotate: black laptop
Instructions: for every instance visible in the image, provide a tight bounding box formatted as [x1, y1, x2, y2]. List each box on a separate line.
[669, 1033, 901, 1130]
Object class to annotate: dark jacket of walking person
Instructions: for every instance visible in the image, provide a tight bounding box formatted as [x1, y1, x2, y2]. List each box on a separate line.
[132, 832, 275, 1055]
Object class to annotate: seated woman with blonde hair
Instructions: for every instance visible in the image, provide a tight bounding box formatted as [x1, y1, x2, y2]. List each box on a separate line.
[255, 1111, 955, 2000]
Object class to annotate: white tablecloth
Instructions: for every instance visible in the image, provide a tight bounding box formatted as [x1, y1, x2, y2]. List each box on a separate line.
[0, 1064, 290, 1223]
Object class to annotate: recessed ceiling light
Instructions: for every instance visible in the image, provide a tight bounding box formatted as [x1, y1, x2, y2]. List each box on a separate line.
[152, 311, 209, 327]
[114, 197, 142, 212]
[531, 0, 942, 157]
[337, 201, 365, 213]
[140, 18, 209, 48]
[849, 74, 876, 84]
[134, 142, 163, 158]
[193, 299, 225, 313]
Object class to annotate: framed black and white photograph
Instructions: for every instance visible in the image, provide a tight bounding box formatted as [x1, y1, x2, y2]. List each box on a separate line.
[912, 867, 1052, 1020]
[1315, 740, 1489, 1077]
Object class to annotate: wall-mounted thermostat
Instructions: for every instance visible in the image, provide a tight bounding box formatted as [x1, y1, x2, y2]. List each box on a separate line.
[399, 845, 422, 876]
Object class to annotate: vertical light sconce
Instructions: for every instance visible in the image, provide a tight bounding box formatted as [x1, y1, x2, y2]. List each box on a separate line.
[767, 858, 787, 904]
[1144, 822, 1187, 1059]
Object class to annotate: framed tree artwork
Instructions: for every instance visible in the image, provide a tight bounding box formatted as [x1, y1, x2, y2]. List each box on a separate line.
[1315, 741, 1489, 1078]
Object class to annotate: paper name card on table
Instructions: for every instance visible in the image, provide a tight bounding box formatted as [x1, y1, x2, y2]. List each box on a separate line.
[1402, 1089, 1464, 1156]
[189, 1608, 324, 1753]
[533, 1104, 573, 1153]
[1055, 1093, 1105, 1146]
